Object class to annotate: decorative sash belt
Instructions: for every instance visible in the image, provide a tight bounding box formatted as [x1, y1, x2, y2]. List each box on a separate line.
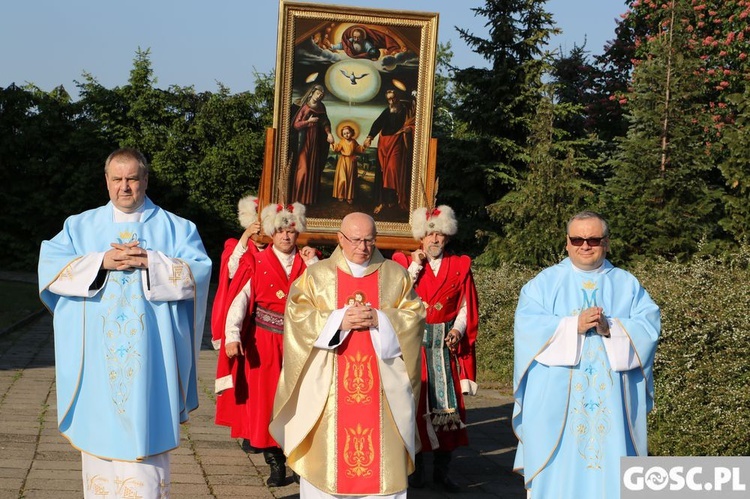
[424, 320, 463, 442]
[255, 305, 284, 334]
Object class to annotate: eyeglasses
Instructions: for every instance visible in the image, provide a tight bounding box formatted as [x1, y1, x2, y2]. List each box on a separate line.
[568, 236, 607, 247]
[339, 232, 376, 248]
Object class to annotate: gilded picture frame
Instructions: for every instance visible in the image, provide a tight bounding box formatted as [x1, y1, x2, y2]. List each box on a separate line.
[260, 1, 439, 250]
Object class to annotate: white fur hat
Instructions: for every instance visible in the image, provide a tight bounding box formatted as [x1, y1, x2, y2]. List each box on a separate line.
[411, 205, 458, 240]
[237, 195, 259, 229]
[261, 202, 307, 235]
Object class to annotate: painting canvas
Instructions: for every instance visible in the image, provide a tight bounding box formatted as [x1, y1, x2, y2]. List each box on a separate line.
[261, 1, 439, 249]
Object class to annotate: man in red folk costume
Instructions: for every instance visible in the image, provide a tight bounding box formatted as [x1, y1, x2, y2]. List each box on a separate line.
[392, 205, 479, 492]
[214, 202, 318, 487]
[210, 195, 266, 351]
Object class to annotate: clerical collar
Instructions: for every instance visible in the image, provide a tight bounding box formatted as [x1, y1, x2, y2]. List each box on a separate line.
[571, 262, 605, 274]
[112, 203, 145, 222]
[344, 256, 370, 278]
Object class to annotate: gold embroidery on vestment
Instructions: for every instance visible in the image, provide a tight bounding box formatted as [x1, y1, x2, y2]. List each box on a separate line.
[86, 473, 111, 496]
[583, 280, 597, 290]
[343, 423, 375, 478]
[115, 475, 145, 498]
[60, 264, 74, 281]
[119, 230, 135, 241]
[103, 273, 145, 415]
[168, 264, 185, 286]
[343, 350, 374, 404]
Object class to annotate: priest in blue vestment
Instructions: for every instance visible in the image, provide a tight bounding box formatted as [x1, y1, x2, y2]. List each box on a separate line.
[512, 211, 660, 499]
[38, 148, 211, 498]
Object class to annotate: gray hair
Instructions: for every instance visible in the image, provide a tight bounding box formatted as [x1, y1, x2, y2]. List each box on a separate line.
[104, 148, 149, 177]
[566, 211, 609, 237]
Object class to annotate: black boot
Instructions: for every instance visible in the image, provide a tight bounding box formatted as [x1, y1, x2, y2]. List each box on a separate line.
[241, 438, 261, 454]
[433, 450, 461, 492]
[408, 452, 425, 488]
[263, 448, 287, 487]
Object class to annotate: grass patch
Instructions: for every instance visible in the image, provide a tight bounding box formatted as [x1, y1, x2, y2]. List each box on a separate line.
[0, 280, 43, 330]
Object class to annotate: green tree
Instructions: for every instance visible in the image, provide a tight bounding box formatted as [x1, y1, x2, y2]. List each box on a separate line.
[445, 0, 560, 258]
[718, 90, 750, 244]
[453, 0, 557, 191]
[426, 42, 491, 255]
[604, 0, 724, 262]
[0, 83, 111, 269]
[150, 75, 275, 260]
[480, 87, 597, 266]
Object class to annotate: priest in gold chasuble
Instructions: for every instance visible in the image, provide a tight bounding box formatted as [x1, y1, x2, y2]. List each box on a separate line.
[270, 213, 425, 498]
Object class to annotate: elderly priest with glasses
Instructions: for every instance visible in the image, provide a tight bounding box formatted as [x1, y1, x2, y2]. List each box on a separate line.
[270, 212, 425, 499]
[512, 211, 661, 499]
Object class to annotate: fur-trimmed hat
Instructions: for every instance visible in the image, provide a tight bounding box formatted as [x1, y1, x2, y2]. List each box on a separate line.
[237, 195, 259, 229]
[260, 202, 307, 235]
[411, 205, 458, 240]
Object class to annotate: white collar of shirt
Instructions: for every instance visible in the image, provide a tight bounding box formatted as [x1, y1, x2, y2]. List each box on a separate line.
[344, 256, 370, 278]
[426, 253, 443, 273]
[272, 245, 296, 277]
[112, 204, 144, 223]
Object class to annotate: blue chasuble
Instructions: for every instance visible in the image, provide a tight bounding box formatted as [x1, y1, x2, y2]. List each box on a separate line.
[38, 199, 211, 461]
[512, 258, 660, 499]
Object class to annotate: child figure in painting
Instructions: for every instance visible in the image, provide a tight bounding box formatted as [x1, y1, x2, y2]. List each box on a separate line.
[331, 125, 366, 204]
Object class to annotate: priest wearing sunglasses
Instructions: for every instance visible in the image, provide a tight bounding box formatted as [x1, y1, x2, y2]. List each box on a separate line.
[512, 211, 661, 499]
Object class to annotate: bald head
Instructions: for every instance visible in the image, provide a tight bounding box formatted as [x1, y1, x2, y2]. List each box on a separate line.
[338, 212, 377, 264]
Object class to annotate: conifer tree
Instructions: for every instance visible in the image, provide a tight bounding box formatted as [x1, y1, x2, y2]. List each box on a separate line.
[604, 0, 724, 261]
[451, 0, 558, 208]
[480, 86, 597, 266]
[719, 90, 750, 244]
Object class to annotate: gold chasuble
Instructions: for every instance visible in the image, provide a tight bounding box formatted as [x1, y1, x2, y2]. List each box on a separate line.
[270, 247, 425, 496]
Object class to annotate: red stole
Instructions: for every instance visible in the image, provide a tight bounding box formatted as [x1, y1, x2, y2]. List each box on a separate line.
[336, 268, 382, 494]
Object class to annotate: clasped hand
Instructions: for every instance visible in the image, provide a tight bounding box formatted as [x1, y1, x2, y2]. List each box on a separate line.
[103, 241, 149, 271]
[577, 306, 610, 337]
[340, 302, 378, 331]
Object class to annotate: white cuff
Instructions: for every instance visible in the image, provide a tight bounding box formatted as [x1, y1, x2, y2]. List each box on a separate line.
[215, 374, 233, 393]
[534, 316, 583, 366]
[602, 320, 640, 371]
[48, 253, 106, 297]
[461, 379, 478, 396]
[314, 307, 349, 349]
[143, 252, 196, 301]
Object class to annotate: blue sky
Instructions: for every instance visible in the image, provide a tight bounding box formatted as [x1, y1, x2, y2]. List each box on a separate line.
[1, 0, 626, 97]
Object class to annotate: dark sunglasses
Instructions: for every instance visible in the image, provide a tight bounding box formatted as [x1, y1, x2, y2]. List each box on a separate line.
[568, 236, 606, 247]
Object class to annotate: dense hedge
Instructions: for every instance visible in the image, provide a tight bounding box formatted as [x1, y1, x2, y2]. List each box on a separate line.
[473, 253, 750, 456]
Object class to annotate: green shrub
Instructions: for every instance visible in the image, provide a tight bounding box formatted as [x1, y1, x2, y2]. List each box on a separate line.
[472, 253, 750, 456]
[634, 256, 750, 456]
[474, 262, 537, 392]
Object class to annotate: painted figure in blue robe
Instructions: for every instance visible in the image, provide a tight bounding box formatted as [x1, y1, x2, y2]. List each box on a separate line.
[38, 148, 211, 498]
[512, 211, 660, 499]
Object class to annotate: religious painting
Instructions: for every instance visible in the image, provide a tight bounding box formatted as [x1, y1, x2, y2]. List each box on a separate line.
[260, 1, 439, 249]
